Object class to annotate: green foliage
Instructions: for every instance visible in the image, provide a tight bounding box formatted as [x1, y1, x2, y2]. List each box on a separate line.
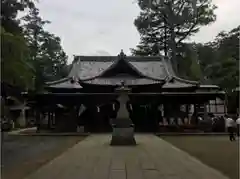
[1, 0, 35, 34]
[1, 27, 35, 89]
[195, 25, 239, 112]
[22, 7, 68, 90]
[177, 43, 203, 81]
[1, 0, 68, 91]
[197, 26, 239, 92]
[132, 0, 217, 73]
[132, 0, 216, 56]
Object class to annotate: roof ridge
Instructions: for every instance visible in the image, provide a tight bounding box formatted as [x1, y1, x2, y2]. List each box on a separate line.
[161, 57, 173, 81]
[73, 55, 165, 62]
[68, 57, 82, 78]
[74, 56, 117, 62]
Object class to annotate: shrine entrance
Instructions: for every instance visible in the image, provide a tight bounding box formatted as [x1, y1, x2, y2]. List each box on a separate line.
[129, 104, 159, 133]
[81, 101, 118, 133]
[82, 103, 159, 133]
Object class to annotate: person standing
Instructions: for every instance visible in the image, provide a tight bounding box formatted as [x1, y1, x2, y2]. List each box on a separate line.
[236, 116, 240, 137]
[225, 115, 236, 141]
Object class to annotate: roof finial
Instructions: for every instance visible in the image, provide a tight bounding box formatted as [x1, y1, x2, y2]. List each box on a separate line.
[118, 49, 126, 59]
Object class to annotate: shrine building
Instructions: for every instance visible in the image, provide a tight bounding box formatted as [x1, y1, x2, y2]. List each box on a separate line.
[27, 50, 225, 133]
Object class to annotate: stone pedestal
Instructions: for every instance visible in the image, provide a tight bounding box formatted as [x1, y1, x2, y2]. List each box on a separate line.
[110, 86, 136, 146]
[17, 109, 26, 128]
[111, 125, 135, 145]
[77, 126, 84, 133]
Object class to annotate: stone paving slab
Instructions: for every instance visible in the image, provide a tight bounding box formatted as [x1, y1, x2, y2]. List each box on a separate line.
[24, 134, 230, 179]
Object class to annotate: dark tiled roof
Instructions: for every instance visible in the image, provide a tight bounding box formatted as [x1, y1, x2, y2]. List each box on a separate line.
[47, 54, 203, 88]
[69, 56, 168, 80]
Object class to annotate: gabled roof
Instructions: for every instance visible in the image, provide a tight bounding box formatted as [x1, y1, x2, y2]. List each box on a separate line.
[99, 54, 145, 78]
[46, 51, 202, 88]
[70, 53, 197, 81]
[69, 55, 169, 81]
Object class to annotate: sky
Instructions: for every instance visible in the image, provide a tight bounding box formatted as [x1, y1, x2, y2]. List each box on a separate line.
[37, 0, 240, 63]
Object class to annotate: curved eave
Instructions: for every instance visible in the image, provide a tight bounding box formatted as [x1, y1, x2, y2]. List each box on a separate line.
[162, 77, 198, 89]
[45, 77, 72, 85]
[80, 78, 165, 86]
[46, 80, 82, 90]
[46, 86, 83, 90]
[162, 83, 197, 89]
[199, 85, 221, 90]
[172, 76, 199, 85]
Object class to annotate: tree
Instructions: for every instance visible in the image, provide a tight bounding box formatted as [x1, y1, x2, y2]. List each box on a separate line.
[1, 27, 35, 89]
[38, 31, 68, 82]
[214, 26, 240, 62]
[177, 43, 203, 81]
[1, 0, 35, 34]
[1, 0, 36, 89]
[132, 0, 217, 73]
[22, 7, 68, 90]
[196, 25, 239, 91]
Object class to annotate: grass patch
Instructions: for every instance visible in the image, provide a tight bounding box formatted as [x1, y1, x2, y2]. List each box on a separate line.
[161, 136, 239, 179]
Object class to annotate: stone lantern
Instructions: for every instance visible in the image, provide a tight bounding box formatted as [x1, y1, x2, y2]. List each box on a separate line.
[110, 81, 136, 145]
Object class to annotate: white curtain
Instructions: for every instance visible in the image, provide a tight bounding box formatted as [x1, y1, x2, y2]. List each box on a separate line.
[78, 104, 86, 116]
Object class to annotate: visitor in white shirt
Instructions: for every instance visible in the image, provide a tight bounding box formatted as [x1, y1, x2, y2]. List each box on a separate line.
[236, 116, 240, 137]
[225, 115, 236, 141]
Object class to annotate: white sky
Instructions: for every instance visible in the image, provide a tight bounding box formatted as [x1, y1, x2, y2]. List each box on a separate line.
[37, 0, 240, 63]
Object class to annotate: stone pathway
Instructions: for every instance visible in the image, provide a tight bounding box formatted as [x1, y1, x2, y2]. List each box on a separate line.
[24, 134, 229, 179]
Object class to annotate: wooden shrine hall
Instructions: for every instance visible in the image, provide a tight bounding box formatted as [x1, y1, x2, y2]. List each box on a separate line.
[26, 50, 225, 133]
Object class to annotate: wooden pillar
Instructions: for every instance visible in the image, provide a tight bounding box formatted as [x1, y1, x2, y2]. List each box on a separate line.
[203, 102, 208, 121]
[36, 109, 41, 132]
[215, 99, 217, 114]
[49, 112, 54, 129]
[17, 108, 26, 128]
[186, 104, 189, 122]
[52, 112, 54, 127]
[224, 92, 228, 114]
[47, 112, 51, 129]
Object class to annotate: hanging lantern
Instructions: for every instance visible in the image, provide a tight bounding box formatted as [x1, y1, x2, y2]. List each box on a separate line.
[130, 104, 133, 111]
[113, 103, 115, 111]
[97, 106, 100, 113]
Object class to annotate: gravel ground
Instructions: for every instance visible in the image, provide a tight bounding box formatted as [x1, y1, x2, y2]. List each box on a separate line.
[1, 133, 85, 179]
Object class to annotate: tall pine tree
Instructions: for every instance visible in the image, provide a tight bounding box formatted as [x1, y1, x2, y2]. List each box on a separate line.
[132, 0, 217, 73]
[22, 7, 68, 90]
